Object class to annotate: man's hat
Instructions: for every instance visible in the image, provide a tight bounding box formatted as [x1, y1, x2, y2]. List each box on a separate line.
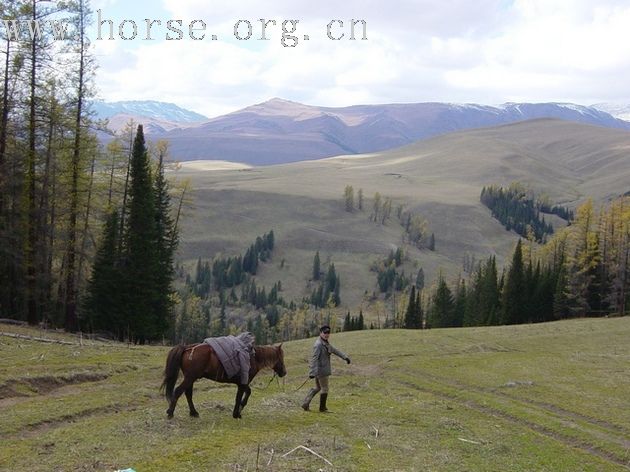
[320, 325, 331, 333]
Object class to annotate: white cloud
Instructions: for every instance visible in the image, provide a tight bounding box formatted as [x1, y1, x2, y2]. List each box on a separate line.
[91, 0, 630, 115]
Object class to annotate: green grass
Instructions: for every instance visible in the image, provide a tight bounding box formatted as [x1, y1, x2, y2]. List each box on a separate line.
[1, 317, 629, 471]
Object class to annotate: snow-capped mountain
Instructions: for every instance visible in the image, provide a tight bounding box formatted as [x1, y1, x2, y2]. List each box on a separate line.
[158, 99, 630, 164]
[591, 103, 630, 122]
[94, 98, 630, 165]
[93, 100, 207, 123]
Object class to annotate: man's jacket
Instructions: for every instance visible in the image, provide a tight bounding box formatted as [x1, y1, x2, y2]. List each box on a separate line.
[309, 337, 348, 377]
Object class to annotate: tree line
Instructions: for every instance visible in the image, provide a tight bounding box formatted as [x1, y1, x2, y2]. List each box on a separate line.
[417, 198, 629, 328]
[343, 310, 365, 331]
[189, 230, 275, 293]
[0, 1, 184, 341]
[1, 1, 105, 330]
[480, 184, 572, 242]
[310, 251, 341, 308]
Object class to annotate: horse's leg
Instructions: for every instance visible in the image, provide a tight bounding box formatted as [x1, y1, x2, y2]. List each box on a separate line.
[233, 384, 245, 419]
[185, 384, 199, 418]
[240, 385, 252, 410]
[167, 375, 193, 419]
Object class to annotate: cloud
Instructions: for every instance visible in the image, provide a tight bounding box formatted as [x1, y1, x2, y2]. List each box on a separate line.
[91, 0, 630, 115]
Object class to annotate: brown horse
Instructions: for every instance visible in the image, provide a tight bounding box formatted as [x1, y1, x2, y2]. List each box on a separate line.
[161, 342, 286, 419]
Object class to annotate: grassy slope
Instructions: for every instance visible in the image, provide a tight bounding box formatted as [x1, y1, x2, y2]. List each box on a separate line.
[1, 317, 629, 471]
[172, 119, 630, 313]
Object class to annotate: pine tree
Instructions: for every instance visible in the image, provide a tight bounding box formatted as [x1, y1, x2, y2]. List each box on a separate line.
[153, 141, 178, 337]
[84, 210, 122, 335]
[429, 275, 455, 328]
[404, 285, 421, 328]
[453, 278, 466, 327]
[344, 185, 354, 212]
[501, 240, 526, 325]
[124, 125, 160, 342]
[267, 230, 275, 251]
[312, 251, 321, 280]
[416, 290, 424, 329]
[373, 192, 382, 222]
[480, 257, 501, 325]
[415, 267, 425, 290]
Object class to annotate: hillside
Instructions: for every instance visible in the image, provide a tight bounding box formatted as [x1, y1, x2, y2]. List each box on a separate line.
[1, 318, 628, 471]
[172, 118, 630, 309]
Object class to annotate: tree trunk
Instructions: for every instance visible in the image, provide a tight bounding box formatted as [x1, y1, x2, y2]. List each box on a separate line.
[38, 86, 57, 322]
[77, 151, 96, 287]
[118, 123, 134, 253]
[26, 0, 39, 325]
[64, 0, 86, 332]
[0, 36, 10, 210]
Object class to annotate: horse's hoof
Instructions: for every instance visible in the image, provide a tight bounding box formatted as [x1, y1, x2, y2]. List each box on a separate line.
[190, 411, 199, 418]
[167, 413, 174, 419]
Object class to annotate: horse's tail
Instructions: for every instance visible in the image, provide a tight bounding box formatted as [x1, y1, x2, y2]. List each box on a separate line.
[160, 344, 186, 400]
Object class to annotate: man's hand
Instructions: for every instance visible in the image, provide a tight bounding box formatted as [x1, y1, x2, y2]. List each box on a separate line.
[346, 358, 351, 364]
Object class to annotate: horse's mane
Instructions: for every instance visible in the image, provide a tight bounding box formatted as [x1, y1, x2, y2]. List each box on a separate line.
[254, 345, 280, 369]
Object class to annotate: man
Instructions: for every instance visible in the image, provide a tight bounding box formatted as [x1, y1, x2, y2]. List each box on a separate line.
[301, 325, 351, 412]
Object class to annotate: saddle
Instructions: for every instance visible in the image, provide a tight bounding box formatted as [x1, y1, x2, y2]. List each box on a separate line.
[204, 332, 255, 384]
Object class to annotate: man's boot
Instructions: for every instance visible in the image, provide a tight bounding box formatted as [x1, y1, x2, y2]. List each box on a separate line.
[319, 393, 329, 412]
[301, 388, 319, 411]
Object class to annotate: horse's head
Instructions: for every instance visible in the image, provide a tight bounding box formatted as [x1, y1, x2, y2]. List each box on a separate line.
[273, 344, 287, 378]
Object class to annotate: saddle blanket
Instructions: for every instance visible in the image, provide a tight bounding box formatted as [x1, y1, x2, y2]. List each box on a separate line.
[204, 332, 255, 384]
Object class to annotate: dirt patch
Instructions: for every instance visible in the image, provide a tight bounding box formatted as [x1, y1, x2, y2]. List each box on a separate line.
[0, 372, 110, 400]
[462, 343, 515, 353]
[0, 383, 26, 400]
[24, 372, 110, 394]
[21, 404, 139, 439]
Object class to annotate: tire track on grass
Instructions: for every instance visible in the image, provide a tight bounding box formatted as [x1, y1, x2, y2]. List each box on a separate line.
[398, 378, 630, 470]
[417, 370, 630, 449]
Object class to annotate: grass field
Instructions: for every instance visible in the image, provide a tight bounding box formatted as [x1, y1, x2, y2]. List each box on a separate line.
[1, 317, 629, 471]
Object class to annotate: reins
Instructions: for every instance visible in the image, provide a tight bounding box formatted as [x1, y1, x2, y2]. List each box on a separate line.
[294, 376, 311, 392]
[254, 372, 278, 390]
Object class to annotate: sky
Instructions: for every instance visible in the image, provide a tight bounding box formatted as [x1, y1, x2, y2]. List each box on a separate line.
[89, 0, 630, 118]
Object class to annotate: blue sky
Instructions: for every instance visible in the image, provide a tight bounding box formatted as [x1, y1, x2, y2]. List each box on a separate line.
[89, 0, 630, 118]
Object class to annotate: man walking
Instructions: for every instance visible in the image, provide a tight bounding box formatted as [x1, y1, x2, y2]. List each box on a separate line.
[301, 325, 351, 412]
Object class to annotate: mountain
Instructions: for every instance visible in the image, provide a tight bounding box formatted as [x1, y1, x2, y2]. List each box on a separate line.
[158, 98, 630, 165]
[172, 118, 630, 308]
[592, 103, 630, 122]
[94, 98, 630, 166]
[93, 100, 207, 123]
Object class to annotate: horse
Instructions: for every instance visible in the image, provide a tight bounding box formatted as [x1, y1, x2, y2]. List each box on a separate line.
[161, 342, 286, 419]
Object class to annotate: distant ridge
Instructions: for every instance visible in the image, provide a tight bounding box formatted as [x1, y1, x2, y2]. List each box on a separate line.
[95, 98, 630, 165]
[93, 100, 207, 123]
